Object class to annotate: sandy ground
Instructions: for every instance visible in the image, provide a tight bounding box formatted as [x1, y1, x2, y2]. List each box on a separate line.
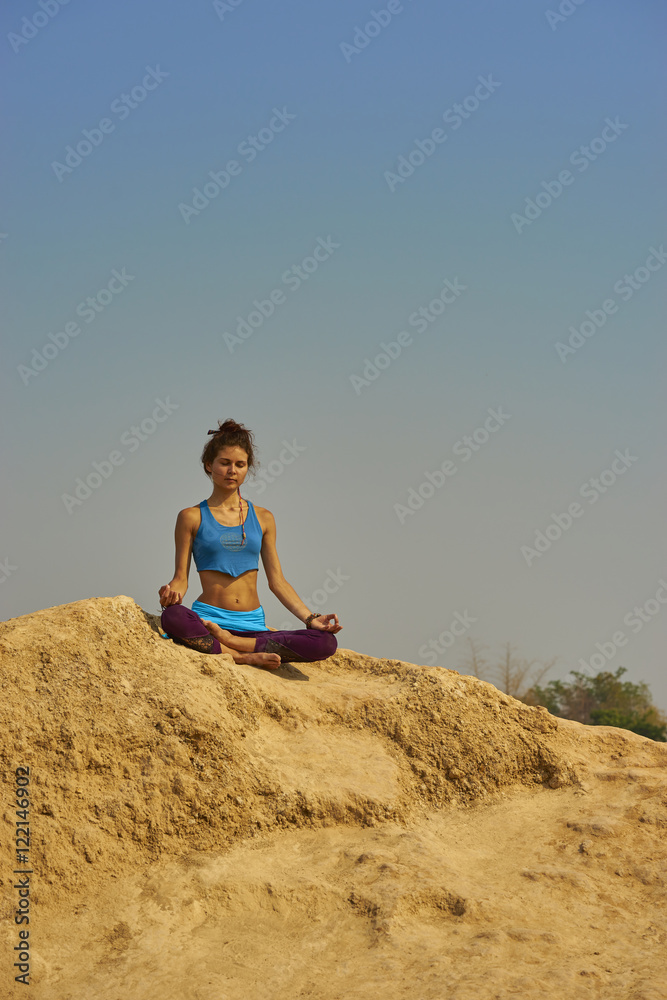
[1, 595, 666, 999]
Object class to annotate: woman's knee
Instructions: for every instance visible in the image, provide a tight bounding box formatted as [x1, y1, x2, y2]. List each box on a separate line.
[317, 632, 338, 659]
[161, 605, 222, 654]
[161, 604, 193, 633]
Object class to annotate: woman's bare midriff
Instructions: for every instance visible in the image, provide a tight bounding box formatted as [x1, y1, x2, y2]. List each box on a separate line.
[193, 499, 263, 611]
[195, 568, 261, 610]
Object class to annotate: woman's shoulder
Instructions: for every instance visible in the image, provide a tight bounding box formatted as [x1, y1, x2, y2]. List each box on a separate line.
[176, 504, 203, 527]
[251, 503, 274, 528]
[179, 502, 203, 514]
[250, 501, 272, 514]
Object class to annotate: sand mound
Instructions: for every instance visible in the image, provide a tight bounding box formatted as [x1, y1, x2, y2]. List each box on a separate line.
[1, 595, 666, 999]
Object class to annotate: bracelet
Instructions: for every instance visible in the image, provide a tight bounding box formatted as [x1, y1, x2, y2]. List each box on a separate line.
[304, 612, 320, 628]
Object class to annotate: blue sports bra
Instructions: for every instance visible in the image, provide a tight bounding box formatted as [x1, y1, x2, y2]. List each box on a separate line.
[192, 499, 263, 577]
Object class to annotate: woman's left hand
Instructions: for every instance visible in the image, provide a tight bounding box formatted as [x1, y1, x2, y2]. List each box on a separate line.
[309, 613, 342, 633]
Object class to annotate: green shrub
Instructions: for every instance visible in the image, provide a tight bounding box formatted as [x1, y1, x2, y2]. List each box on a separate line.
[529, 666, 666, 742]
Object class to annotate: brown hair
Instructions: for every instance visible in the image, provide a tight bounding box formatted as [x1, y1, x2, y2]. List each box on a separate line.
[201, 418, 258, 478]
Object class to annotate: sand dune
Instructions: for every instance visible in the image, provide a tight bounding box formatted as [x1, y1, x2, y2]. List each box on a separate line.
[1, 595, 666, 999]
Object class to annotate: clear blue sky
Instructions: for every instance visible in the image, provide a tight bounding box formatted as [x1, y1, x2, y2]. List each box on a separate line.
[2, 0, 666, 707]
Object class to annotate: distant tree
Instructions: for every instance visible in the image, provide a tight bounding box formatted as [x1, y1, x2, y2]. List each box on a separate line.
[458, 637, 489, 680]
[529, 666, 667, 742]
[458, 638, 556, 701]
[494, 641, 557, 701]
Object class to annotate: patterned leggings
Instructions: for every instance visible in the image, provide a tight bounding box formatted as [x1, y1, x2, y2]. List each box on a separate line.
[160, 604, 337, 663]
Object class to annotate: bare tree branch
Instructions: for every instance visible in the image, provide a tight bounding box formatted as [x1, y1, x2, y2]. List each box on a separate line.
[492, 643, 558, 700]
[457, 636, 489, 680]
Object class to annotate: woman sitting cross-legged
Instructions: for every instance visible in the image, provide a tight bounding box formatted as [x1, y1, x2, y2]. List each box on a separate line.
[158, 417, 342, 671]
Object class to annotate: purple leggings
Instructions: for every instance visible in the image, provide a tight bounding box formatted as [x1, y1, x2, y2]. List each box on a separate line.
[161, 604, 337, 663]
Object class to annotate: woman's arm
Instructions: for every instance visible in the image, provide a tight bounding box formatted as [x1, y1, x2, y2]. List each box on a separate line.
[159, 508, 196, 607]
[259, 509, 311, 622]
[259, 507, 341, 631]
[270, 578, 312, 623]
[270, 579, 342, 632]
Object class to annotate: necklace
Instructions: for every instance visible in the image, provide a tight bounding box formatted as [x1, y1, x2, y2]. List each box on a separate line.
[238, 491, 246, 546]
[215, 492, 247, 550]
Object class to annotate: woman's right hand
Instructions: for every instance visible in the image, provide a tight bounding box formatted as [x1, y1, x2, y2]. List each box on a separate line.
[159, 583, 183, 607]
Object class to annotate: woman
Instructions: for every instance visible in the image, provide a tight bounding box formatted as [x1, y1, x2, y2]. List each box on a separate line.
[159, 418, 342, 671]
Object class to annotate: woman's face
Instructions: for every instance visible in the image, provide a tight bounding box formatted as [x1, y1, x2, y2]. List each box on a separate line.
[207, 446, 249, 486]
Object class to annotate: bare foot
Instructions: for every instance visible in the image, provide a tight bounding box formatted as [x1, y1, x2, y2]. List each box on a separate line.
[201, 620, 280, 670]
[236, 651, 282, 671]
[201, 620, 235, 646]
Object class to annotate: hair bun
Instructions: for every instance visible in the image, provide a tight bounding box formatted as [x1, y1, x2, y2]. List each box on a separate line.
[208, 419, 241, 435]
